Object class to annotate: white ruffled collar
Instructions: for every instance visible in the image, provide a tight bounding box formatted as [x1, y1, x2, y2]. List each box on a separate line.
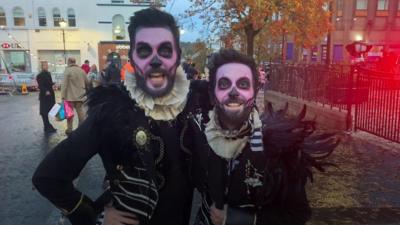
[125, 66, 190, 121]
[205, 108, 262, 159]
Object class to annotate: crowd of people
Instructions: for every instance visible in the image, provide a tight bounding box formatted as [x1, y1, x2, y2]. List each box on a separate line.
[33, 8, 338, 225]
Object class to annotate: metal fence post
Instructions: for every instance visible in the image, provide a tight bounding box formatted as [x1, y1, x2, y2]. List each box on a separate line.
[346, 65, 355, 131]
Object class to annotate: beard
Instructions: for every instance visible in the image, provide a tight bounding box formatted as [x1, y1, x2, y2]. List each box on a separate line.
[215, 97, 254, 130]
[135, 67, 176, 97]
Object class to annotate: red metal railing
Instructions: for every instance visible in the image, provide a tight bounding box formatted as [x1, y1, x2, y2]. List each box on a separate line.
[355, 68, 400, 143]
[268, 64, 351, 112]
[268, 64, 400, 143]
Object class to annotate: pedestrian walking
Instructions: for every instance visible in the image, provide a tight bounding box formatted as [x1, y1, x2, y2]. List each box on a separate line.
[87, 64, 99, 88]
[81, 60, 90, 74]
[120, 59, 135, 85]
[36, 61, 56, 133]
[61, 57, 89, 135]
[100, 52, 121, 85]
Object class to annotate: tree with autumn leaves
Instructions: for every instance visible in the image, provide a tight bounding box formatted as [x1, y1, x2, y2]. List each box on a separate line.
[184, 0, 332, 59]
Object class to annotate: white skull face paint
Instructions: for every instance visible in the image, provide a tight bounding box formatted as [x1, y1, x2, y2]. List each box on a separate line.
[215, 63, 254, 111]
[132, 27, 178, 97]
[214, 63, 255, 129]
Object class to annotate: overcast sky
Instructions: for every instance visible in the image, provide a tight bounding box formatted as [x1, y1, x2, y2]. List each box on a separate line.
[165, 0, 203, 42]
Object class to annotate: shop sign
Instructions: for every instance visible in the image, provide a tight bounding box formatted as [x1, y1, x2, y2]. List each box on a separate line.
[116, 44, 129, 50]
[1, 42, 22, 49]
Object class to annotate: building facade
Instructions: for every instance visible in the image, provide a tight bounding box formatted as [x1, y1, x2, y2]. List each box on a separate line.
[271, 0, 400, 64]
[0, 0, 154, 74]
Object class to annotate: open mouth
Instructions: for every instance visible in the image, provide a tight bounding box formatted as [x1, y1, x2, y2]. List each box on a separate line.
[148, 72, 166, 88]
[224, 102, 243, 110]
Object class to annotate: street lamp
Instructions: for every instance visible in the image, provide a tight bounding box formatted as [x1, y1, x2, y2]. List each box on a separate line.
[59, 18, 67, 64]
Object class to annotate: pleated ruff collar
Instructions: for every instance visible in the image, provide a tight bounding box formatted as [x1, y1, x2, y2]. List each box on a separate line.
[205, 108, 262, 159]
[125, 66, 190, 121]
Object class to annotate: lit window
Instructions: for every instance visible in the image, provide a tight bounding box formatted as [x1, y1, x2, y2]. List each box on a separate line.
[67, 9, 76, 27]
[13, 7, 25, 26]
[112, 14, 125, 40]
[0, 7, 6, 26]
[356, 0, 368, 10]
[38, 7, 46, 26]
[53, 8, 61, 27]
[377, 0, 389, 10]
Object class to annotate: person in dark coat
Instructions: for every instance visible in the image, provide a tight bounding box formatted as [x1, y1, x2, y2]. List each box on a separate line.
[36, 62, 56, 133]
[32, 8, 210, 225]
[186, 49, 339, 225]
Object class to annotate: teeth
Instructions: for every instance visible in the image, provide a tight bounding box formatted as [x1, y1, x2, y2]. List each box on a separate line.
[150, 73, 163, 78]
[227, 103, 241, 107]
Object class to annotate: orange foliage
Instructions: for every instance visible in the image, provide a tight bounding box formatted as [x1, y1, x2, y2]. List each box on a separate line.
[185, 0, 333, 56]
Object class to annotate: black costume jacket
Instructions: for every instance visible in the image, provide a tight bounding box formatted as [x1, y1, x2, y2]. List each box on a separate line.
[36, 70, 55, 115]
[32, 82, 209, 225]
[186, 104, 339, 225]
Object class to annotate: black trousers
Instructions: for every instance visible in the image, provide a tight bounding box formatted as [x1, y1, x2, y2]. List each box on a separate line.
[41, 114, 53, 130]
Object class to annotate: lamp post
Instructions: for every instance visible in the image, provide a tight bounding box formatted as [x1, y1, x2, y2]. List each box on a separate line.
[344, 41, 372, 130]
[59, 18, 67, 64]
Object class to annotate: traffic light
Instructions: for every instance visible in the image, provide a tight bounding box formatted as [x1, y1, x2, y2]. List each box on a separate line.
[346, 41, 372, 57]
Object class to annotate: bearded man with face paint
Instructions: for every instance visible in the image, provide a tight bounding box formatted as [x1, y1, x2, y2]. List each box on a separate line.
[32, 8, 211, 225]
[186, 49, 339, 225]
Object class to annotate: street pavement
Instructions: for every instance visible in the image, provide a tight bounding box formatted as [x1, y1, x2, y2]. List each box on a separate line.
[0, 92, 105, 225]
[1, 91, 400, 225]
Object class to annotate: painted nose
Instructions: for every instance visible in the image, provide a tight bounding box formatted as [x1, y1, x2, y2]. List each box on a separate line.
[228, 87, 239, 98]
[150, 56, 162, 68]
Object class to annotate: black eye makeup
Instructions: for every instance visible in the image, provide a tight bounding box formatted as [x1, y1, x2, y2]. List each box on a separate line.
[236, 77, 251, 89]
[217, 77, 232, 90]
[136, 43, 152, 59]
[158, 42, 173, 58]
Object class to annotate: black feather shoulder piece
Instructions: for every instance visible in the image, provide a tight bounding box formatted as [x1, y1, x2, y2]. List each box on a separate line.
[86, 84, 134, 118]
[260, 103, 340, 183]
[85, 84, 140, 145]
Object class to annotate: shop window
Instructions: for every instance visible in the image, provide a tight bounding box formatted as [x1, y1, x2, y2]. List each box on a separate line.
[13, 7, 25, 26]
[112, 14, 125, 40]
[38, 7, 46, 26]
[4, 51, 30, 72]
[333, 44, 343, 63]
[286, 43, 294, 60]
[0, 7, 6, 26]
[67, 8, 76, 27]
[53, 8, 61, 27]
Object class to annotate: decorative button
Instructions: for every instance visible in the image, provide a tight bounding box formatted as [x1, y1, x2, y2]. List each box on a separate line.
[116, 165, 123, 171]
[136, 130, 147, 146]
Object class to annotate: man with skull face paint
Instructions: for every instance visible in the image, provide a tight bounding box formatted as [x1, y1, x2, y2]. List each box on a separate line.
[187, 49, 338, 225]
[33, 8, 210, 225]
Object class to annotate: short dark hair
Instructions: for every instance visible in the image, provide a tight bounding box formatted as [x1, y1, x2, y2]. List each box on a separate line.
[84, 60, 89, 64]
[208, 49, 259, 99]
[128, 8, 181, 64]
